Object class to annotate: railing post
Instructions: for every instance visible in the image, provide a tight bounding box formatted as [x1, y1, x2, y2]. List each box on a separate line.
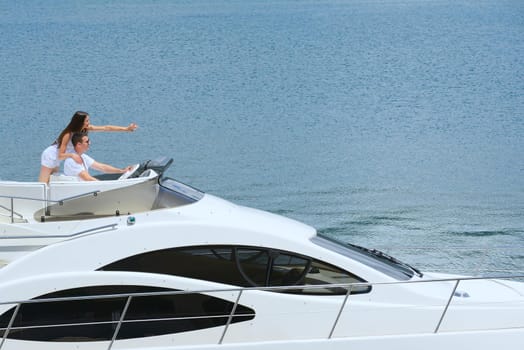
[10, 198, 14, 224]
[108, 296, 132, 350]
[0, 304, 21, 350]
[219, 290, 243, 345]
[329, 284, 353, 339]
[434, 279, 460, 333]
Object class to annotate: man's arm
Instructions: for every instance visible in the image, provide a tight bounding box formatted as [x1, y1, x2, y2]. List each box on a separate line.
[91, 161, 131, 174]
[78, 170, 98, 181]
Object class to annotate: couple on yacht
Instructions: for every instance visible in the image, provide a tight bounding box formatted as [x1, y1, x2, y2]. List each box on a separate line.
[38, 111, 138, 182]
[63, 132, 134, 181]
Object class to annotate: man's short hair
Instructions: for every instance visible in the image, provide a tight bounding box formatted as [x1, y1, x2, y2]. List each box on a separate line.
[72, 132, 88, 146]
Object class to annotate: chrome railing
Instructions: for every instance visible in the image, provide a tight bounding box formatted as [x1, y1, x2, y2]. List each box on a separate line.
[0, 205, 24, 222]
[0, 274, 523, 349]
[0, 223, 117, 240]
[0, 191, 100, 223]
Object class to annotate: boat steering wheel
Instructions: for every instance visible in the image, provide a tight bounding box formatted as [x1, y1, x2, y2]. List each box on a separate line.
[118, 163, 141, 180]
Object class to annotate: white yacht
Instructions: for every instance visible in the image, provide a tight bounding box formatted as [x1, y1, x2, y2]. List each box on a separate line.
[0, 163, 523, 350]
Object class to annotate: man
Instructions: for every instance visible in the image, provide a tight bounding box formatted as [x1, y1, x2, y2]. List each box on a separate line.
[63, 132, 133, 181]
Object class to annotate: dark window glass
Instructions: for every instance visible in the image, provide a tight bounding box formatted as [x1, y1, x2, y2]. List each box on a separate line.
[102, 247, 248, 287]
[268, 252, 309, 287]
[101, 245, 370, 295]
[119, 291, 253, 339]
[301, 260, 370, 294]
[0, 285, 254, 342]
[235, 248, 270, 286]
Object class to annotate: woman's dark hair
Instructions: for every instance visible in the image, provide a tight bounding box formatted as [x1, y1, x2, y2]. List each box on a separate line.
[56, 111, 89, 147]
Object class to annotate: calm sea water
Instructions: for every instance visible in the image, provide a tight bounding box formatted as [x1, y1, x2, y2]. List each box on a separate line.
[1, 0, 523, 275]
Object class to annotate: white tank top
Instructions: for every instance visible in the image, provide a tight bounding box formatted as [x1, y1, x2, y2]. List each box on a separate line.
[54, 133, 77, 154]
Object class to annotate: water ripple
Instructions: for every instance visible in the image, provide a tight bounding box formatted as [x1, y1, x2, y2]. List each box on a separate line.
[447, 229, 523, 237]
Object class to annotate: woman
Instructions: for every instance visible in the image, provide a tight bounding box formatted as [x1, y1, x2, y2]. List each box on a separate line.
[38, 111, 138, 183]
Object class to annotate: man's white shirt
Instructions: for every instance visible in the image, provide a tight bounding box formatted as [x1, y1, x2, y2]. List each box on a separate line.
[64, 154, 95, 180]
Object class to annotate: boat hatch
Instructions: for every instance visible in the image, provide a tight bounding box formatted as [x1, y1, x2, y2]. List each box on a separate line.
[312, 234, 419, 280]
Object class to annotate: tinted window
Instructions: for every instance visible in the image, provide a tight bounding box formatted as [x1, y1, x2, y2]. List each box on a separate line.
[101, 247, 248, 287]
[101, 246, 370, 295]
[159, 177, 204, 202]
[236, 248, 270, 286]
[0, 285, 254, 342]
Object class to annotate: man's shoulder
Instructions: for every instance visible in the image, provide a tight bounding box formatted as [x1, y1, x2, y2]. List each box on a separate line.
[64, 157, 84, 176]
[82, 154, 95, 167]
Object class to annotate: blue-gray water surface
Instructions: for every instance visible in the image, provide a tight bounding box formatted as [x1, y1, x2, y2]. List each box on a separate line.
[1, 0, 523, 276]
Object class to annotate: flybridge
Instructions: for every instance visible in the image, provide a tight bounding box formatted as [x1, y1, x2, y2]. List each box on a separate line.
[0, 157, 181, 224]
